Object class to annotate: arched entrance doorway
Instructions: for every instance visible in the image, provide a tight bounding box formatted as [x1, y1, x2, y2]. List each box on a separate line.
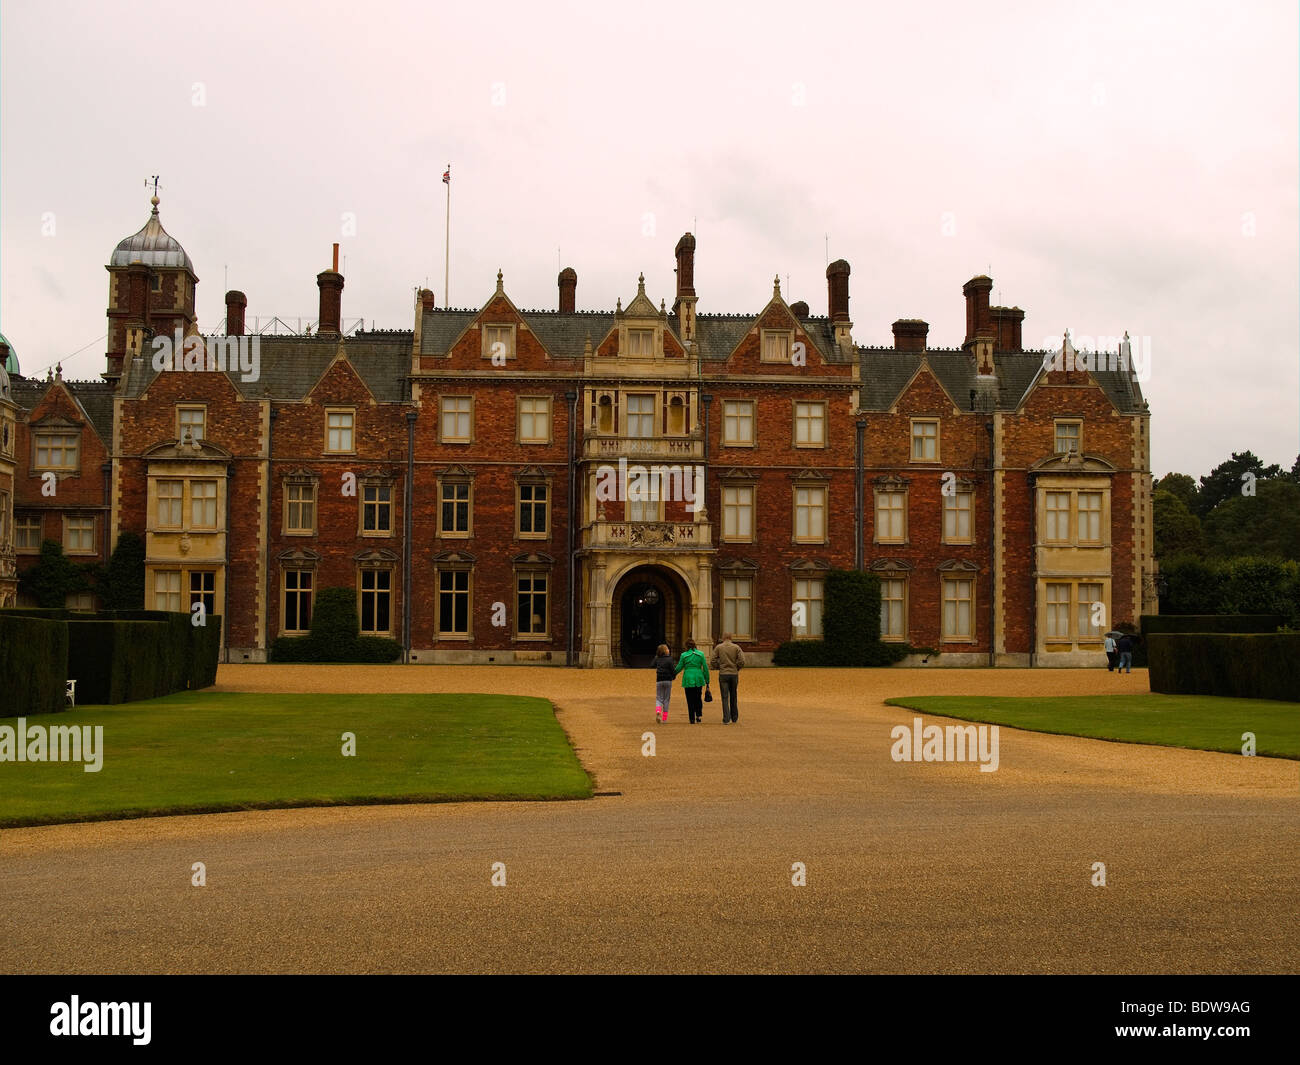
[610, 565, 690, 668]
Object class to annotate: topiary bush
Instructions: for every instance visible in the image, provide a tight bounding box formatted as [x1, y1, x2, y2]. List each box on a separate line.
[773, 569, 932, 667]
[268, 587, 402, 663]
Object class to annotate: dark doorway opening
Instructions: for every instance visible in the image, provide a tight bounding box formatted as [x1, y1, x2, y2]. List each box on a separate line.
[620, 582, 664, 668]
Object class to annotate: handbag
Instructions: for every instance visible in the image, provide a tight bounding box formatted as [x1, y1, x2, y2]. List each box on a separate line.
[704, 687, 713, 702]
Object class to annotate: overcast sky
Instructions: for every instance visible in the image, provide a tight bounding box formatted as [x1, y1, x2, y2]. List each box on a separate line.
[1, 0, 1295, 478]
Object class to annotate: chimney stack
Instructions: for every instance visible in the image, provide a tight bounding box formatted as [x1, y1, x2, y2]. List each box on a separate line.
[317, 245, 344, 337]
[674, 233, 696, 298]
[826, 260, 851, 323]
[558, 267, 577, 313]
[420, 288, 435, 313]
[225, 291, 247, 336]
[892, 319, 929, 353]
[672, 233, 698, 345]
[790, 300, 809, 320]
[962, 275, 994, 348]
[990, 305, 1024, 351]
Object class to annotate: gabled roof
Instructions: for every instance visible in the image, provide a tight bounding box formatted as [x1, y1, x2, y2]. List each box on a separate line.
[121, 333, 411, 403]
[10, 378, 116, 443]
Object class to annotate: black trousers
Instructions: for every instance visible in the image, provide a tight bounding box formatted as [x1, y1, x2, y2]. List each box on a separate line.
[684, 686, 703, 722]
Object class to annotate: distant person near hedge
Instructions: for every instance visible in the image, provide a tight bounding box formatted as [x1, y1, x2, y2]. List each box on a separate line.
[652, 644, 675, 722]
[1117, 634, 1134, 674]
[675, 638, 710, 724]
[710, 632, 745, 724]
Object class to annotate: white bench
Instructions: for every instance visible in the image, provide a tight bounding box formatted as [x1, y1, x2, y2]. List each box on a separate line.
[66, 680, 76, 707]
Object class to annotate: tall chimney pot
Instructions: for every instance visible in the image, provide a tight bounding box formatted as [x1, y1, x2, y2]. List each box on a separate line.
[317, 248, 345, 336]
[558, 267, 577, 313]
[962, 275, 994, 348]
[826, 259, 851, 323]
[225, 290, 247, 336]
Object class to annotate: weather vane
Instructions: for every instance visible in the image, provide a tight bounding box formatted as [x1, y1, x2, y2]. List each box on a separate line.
[145, 175, 161, 198]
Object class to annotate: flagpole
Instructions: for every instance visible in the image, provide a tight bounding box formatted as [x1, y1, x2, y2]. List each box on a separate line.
[443, 164, 450, 307]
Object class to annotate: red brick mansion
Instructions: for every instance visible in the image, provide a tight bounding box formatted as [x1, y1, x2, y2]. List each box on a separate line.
[0, 195, 1155, 666]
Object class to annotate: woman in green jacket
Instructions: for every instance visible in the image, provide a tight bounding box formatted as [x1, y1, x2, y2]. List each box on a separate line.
[675, 637, 710, 724]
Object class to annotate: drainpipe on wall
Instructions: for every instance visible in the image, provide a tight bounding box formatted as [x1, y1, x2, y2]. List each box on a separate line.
[263, 406, 276, 660]
[985, 419, 995, 667]
[223, 461, 234, 662]
[565, 390, 577, 666]
[700, 393, 712, 643]
[854, 416, 866, 571]
[1027, 470, 1037, 668]
[100, 461, 112, 560]
[403, 408, 417, 664]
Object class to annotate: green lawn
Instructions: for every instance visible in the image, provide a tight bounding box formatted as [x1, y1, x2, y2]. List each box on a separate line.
[0, 692, 593, 827]
[884, 693, 1300, 759]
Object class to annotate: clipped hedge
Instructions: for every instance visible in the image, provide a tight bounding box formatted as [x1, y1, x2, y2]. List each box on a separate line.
[1129, 614, 1286, 669]
[190, 617, 222, 689]
[0, 614, 69, 716]
[0, 608, 219, 706]
[1148, 633, 1300, 702]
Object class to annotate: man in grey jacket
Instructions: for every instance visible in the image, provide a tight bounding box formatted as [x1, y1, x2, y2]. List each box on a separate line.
[710, 633, 746, 724]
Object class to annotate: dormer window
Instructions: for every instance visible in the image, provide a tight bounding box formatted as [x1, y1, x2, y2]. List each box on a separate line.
[151, 274, 162, 292]
[482, 323, 515, 360]
[761, 330, 792, 362]
[628, 328, 654, 356]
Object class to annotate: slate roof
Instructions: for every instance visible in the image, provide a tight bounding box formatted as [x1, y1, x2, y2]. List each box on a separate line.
[522, 311, 616, 359]
[121, 332, 412, 402]
[856, 348, 1146, 414]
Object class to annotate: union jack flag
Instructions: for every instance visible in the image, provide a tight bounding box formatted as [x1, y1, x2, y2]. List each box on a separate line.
[442, 167, 450, 184]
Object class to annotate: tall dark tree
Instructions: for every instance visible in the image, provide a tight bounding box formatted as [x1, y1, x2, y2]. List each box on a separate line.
[1153, 472, 1198, 511]
[1202, 479, 1300, 561]
[1194, 451, 1284, 518]
[99, 531, 146, 609]
[1153, 489, 1204, 560]
[18, 540, 96, 609]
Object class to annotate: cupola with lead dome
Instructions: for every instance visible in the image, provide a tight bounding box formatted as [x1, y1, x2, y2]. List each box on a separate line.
[104, 181, 199, 385]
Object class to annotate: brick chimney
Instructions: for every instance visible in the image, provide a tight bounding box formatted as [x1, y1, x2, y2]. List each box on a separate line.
[963, 275, 995, 374]
[790, 301, 809, 320]
[826, 259, 853, 351]
[892, 319, 929, 353]
[990, 305, 1024, 351]
[672, 233, 698, 345]
[962, 275, 994, 348]
[420, 288, 435, 313]
[558, 267, 577, 313]
[316, 243, 344, 337]
[674, 233, 696, 297]
[225, 290, 247, 336]
[827, 260, 851, 322]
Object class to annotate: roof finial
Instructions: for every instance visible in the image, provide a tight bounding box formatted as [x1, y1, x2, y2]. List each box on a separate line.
[145, 175, 161, 213]
[774, 274, 781, 298]
[496, 268, 504, 294]
[637, 273, 646, 296]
